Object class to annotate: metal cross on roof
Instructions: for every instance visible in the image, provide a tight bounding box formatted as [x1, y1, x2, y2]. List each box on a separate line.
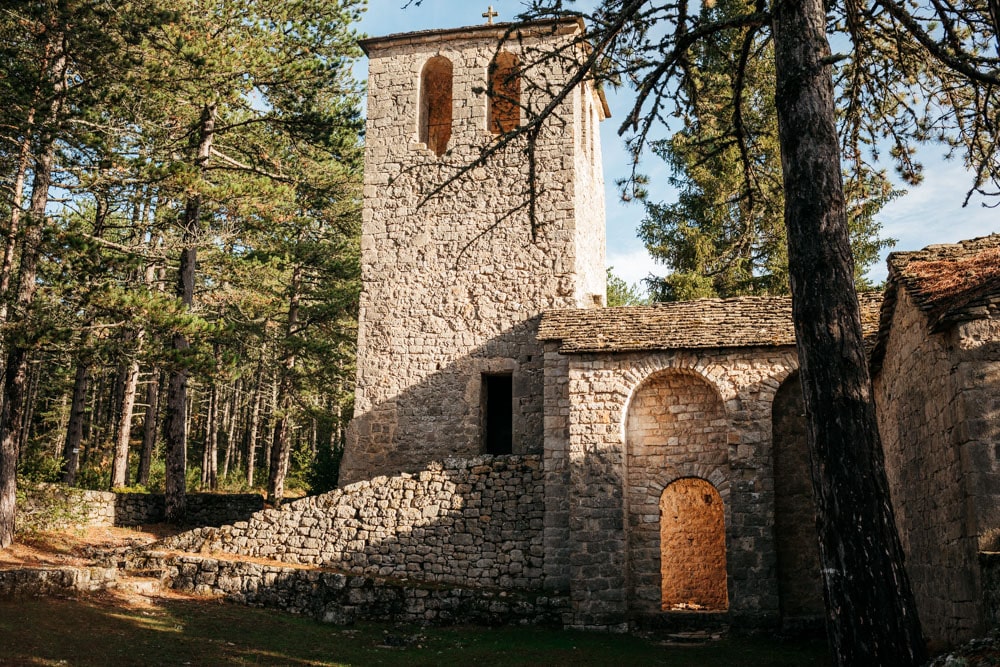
[483, 5, 499, 24]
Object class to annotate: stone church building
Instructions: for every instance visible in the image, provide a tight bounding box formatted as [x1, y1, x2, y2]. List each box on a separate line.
[336, 16, 1000, 644]
[163, 18, 999, 648]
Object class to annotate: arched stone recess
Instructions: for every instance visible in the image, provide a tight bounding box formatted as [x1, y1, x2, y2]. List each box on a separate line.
[660, 477, 729, 611]
[771, 371, 825, 621]
[563, 349, 798, 627]
[487, 51, 520, 134]
[419, 55, 453, 156]
[623, 367, 730, 615]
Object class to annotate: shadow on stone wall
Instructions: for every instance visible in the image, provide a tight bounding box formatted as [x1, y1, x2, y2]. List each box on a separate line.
[157, 455, 547, 592]
[342, 317, 549, 485]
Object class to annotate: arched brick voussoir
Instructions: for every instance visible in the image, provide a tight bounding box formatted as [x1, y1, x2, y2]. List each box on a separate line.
[648, 469, 731, 503]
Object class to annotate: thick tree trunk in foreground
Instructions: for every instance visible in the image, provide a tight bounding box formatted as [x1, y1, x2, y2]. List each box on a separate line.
[164, 102, 216, 523]
[771, 0, 925, 663]
[0, 139, 57, 548]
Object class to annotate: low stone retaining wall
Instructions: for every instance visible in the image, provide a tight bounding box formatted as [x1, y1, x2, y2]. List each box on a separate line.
[128, 551, 567, 627]
[159, 456, 546, 591]
[19, 484, 263, 530]
[0, 566, 118, 597]
[114, 493, 264, 528]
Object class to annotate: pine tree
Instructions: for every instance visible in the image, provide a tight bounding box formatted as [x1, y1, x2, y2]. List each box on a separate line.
[636, 0, 896, 301]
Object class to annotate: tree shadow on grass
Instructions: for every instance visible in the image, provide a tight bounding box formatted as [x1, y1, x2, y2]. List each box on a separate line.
[0, 591, 830, 667]
[0, 593, 347, 666]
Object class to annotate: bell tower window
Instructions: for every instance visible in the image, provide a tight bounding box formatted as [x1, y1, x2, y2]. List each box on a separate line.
[420, 56, 453, 156]
[488, 52, 520, 134]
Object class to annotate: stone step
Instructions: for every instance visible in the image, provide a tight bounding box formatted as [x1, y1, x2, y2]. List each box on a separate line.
[116, 576, 163, 595]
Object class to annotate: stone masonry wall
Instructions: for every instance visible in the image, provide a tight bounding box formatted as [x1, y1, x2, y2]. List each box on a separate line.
[19, 485, 262, 530]
[771, 373, 824, 621]
[128, 551, 567, 628]
[541, 343, 571, 593]
[558, 347, 798, 629]
[874, 288, 1000, 645]
[159, 456, 547, 592]
[343, 21, 607, 484]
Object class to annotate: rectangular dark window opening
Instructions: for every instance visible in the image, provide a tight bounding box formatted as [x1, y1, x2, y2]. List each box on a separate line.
[483, 374, 513, 455]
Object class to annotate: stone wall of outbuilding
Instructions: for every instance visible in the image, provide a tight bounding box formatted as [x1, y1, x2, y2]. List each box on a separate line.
[770, 374, 824, 622]
[551, 347, 799, 629]
[875, 288, 1000, 646]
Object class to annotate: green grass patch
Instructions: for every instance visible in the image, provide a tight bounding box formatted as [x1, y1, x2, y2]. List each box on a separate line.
[0, 596, 829, 666]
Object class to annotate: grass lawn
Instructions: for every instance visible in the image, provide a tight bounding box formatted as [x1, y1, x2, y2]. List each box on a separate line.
[0, 593, 830, 666]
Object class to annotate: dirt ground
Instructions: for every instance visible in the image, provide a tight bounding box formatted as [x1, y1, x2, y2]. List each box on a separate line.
[0, 524, 179, 570]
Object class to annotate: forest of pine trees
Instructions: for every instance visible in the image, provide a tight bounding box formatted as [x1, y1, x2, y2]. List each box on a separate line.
[0, 0, 366, 536]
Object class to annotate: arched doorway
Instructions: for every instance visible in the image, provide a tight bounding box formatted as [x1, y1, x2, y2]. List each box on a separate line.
[659, 478, 729, 610]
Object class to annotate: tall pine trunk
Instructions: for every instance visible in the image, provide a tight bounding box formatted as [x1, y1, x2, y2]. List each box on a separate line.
[164, 102, 216, 523]
[18, 359, 41, 459]
[136, 369, 160, 487]
[0, 123, 59, 547]
[0, 67, 44, 332]
[221, 379, 240, 479]
[0, 28, 66, 546]
[110, 331, 144, 489]
[245, 348, 266, 487]
[61, 360, 90, 484]
[268, 263, 301, 504]
[771, 0, 925, 662]
[201, 379, 218, 490]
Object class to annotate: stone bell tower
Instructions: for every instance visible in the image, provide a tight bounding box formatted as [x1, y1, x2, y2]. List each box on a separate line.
[340, 17, 608, 484]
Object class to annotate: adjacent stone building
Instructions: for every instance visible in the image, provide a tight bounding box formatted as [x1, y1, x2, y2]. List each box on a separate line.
[301, 17, 1000, 645]
[872, 237, 1000, 645]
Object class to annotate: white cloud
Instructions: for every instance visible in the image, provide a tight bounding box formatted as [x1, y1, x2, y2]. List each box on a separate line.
[606, 249, 663, 289]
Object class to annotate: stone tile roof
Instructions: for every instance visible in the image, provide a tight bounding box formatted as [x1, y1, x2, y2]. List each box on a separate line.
[359, 18, 584, 55]
[539, 292, 884, 354]
[871, 234, 1000, 371]
[887, 234, 1000, 326]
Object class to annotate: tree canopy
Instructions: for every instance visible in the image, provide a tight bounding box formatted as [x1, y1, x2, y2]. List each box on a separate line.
[634, 0, 898, 301]
[0, 0, 366, 543]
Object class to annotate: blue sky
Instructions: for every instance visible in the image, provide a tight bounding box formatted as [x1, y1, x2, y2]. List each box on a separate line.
[355, 0, 997, 288]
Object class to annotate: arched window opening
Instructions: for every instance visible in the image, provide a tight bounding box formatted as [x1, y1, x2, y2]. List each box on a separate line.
[420, 56, 452, 156]
[488, 52, 520, 134]
[660, 478, 729, 611]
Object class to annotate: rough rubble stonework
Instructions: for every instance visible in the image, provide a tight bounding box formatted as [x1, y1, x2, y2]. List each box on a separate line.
[160, 456, 547, 591]
[874, 282, 1000, 646]
[340, 19, 608, 484]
